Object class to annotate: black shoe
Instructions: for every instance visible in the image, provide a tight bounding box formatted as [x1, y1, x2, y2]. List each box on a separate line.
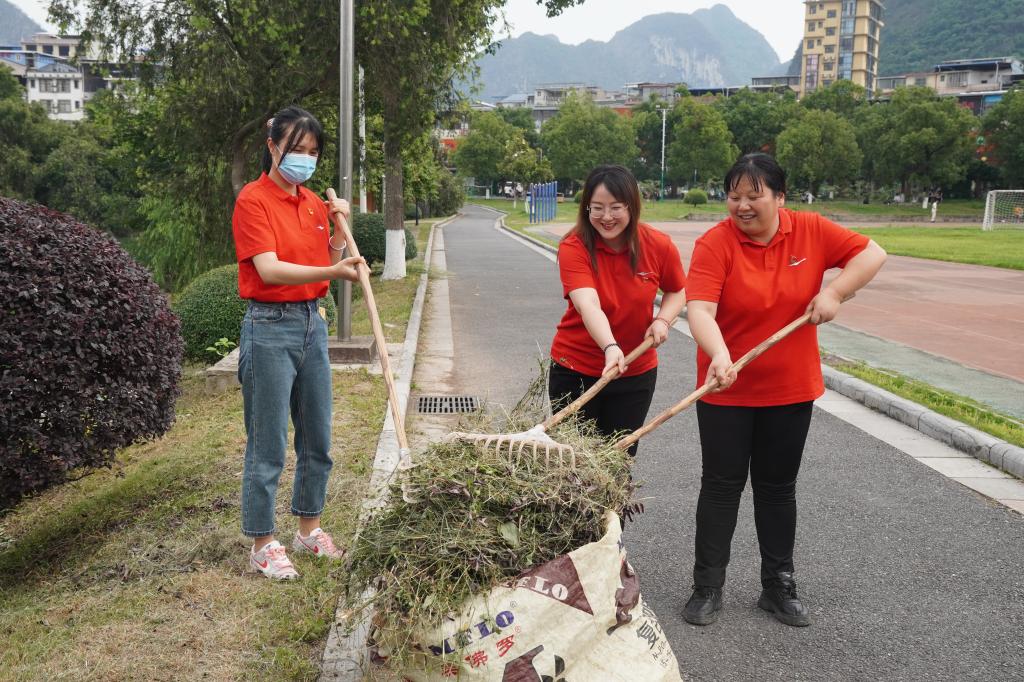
[683, 586, 723, 625]
[758, 572, 810, 627]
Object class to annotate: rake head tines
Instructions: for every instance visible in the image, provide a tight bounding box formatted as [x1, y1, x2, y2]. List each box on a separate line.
[446, 424, 576, 463]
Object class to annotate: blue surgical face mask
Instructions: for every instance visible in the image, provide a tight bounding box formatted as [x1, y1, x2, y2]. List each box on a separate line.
[275, 144, 317, 185]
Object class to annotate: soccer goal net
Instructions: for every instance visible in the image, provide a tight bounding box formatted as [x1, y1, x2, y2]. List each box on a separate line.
[982, 190, 1024, 230]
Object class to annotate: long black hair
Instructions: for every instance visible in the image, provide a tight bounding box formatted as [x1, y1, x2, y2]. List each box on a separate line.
[261, 105, 324, 174]
[564, 164, 643, 273]
[724, 153, 787, 197]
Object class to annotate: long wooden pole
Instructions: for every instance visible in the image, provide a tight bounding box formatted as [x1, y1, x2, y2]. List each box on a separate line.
[614, 312, 813, 451]
[543, 337, 656, 430]
[326, 188, 408, 452]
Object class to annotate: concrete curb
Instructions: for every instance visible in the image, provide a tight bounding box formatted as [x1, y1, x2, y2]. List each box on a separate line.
[483, 206, 1024, 481]
[318, 213, 457, 681]
[822, 367, 1024, 479]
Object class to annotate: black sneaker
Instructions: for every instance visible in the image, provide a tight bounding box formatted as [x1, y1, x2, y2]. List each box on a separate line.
[683, 586, 723, 625]
[758, 572, 810, 627]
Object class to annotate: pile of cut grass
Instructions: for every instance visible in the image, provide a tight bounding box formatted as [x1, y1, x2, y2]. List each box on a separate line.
[347, 372, 638, 661]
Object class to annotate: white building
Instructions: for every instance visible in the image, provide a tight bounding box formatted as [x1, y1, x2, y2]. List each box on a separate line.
[25, 61, 85, 120]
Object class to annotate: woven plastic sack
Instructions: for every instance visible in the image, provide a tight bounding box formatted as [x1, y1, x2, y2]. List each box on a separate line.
[384, 512, 682, 681]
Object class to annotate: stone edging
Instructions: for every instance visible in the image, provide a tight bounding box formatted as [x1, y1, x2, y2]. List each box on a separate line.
[482, 206, 1024, 481]
[318, 213, 457, 681]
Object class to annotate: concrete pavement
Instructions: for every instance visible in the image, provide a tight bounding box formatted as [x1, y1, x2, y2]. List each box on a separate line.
[426, 205, 1024, 681]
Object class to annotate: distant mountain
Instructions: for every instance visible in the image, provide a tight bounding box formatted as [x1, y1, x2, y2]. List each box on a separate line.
[878, 0, 1024, 76]
[0, 0, 42, 46]
[472, 4, 781, 98]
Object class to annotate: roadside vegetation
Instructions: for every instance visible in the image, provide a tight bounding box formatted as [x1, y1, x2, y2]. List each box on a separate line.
[824, 358, 1024, 449]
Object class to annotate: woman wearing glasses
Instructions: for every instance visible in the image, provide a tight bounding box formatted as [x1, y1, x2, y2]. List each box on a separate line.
[548, 164, 686, 455]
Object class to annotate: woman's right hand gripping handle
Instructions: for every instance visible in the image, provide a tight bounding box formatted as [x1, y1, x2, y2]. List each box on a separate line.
[688, 300, 736, 392]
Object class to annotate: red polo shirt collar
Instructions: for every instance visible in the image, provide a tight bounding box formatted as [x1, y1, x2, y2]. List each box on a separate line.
[257, 172, 302, 205]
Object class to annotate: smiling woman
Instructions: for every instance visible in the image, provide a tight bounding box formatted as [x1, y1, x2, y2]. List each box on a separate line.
[681, 152, 888, 628]
[548, 164, 687, 457]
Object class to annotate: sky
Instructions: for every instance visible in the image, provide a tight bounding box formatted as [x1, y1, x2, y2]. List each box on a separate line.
[12, 0, 805, 63]
[499, 0, 804, 63]
[10, 0, 56, 32]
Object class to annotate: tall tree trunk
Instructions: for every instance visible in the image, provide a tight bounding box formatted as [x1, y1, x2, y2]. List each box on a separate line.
[231, 115, 266, 197]
[382, 131, 407, 280]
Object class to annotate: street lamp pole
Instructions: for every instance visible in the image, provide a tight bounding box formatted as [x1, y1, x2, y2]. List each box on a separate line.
[659, 107, 667, 200]
[337, 0, 354, 341]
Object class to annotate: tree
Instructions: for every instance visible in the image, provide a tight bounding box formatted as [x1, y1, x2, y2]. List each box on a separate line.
[453, 111, 519, 188]
[495, 106, 540, 147]
[799, 79, 868, 119]
[853, 87, 976, 193]
[667, 98, 738, 187]
[0, 71, 66, 201]
[498, 134, 553, 186]
[982, 86, 1024, 188]
[776, 109, 862, 195]
[715, 87, 799, 155]
[541, 92, 638, 188]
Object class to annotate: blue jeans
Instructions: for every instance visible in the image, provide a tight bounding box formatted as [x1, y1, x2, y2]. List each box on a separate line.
[238, 300, 333, 537]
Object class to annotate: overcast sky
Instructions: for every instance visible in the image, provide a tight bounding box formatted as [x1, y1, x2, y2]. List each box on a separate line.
[10, 0, 55, 31]
[12, 0, 804, 63]
[498, 0, 805, 62]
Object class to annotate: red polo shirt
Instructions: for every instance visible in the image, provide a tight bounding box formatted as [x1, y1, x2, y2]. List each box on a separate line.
[551, 224, 686, 377]
[232, 173, 332, 301]
[686, 208, 868, 406]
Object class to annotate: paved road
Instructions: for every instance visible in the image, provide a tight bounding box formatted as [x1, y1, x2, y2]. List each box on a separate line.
[441, 205, 1024, 681]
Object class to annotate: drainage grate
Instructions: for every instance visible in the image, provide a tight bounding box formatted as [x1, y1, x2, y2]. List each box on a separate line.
[417, 395, 480, 414]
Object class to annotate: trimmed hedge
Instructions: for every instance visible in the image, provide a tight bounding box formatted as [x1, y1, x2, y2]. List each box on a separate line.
[0, 196, 183, 509]
[351, 213, 417, 266]
[174, 264, 337, 361]
[684, 188, 708, 206]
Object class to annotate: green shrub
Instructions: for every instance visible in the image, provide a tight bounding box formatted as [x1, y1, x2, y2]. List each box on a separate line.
[351, 213, 417, 266]
[174, 264, 336, 362]
[684, 188, 708, 206]
[432, 171, 465, 216]
[574, 189, 583, 203]
[1, 196, 182, 508]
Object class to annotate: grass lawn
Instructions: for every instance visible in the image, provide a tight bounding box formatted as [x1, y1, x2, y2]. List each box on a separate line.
[0, 369, 386, 680]
[851, 227, 1024, 270]
[470, 197, 987, 226]
[0, 219, 440, 680]
[824, 356, 1024, 449]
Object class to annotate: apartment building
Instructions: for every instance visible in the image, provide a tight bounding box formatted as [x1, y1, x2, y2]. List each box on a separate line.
[797, 0, 884, 97]
[876, 57, 1024, 114]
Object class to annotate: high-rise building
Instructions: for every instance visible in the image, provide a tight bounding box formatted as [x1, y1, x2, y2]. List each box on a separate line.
[797, 1, 884, 98]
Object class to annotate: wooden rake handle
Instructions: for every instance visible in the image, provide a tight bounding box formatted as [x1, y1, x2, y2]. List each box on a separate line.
[543, 336, 657, 430]
[326, 188, 408, 451]
[613, 311, 816, 451]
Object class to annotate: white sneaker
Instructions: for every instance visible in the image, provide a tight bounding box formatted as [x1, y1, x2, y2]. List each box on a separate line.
[250, 540, 299, 580]
[292, 527, 345, 559]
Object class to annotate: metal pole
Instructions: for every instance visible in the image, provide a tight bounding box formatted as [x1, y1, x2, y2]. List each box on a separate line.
[337, 0, 354, 341]
[659, 107, 667, 200]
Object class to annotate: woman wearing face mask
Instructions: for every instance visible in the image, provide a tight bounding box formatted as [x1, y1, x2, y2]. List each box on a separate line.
[232, 105, 364, 580]
[548, 164, 687, 456]
[682, 153, 886, 626]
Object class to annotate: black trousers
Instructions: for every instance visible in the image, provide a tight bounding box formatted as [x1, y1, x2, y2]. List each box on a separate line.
[692, 400, 814, 588]
[547, 362, 657, 457]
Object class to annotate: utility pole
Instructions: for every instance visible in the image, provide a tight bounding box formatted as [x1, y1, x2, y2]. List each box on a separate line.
[337, 0, 354, 341]
[659, 106, 668, 200]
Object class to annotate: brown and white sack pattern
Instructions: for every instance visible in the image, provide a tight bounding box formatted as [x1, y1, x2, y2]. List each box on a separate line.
[390, 512, 682, 681]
